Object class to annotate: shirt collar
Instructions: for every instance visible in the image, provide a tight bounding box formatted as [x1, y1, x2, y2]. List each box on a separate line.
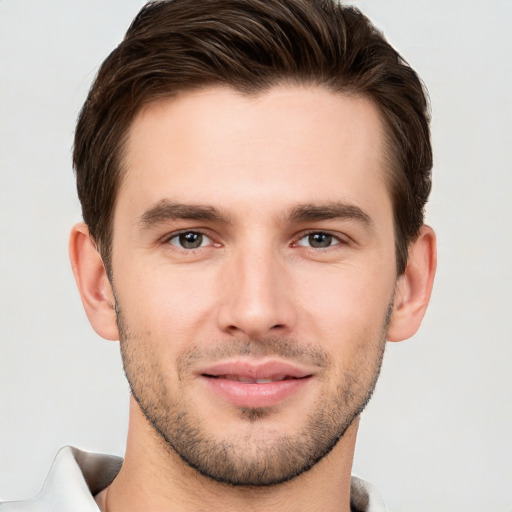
[3, 447, 386, 512]
[33, 446, 121, 512]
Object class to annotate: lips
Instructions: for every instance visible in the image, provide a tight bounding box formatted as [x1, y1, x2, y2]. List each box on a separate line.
[198, 360, 314, 408]
[213, 374, 291, 383]
[200, 360, 312, 380]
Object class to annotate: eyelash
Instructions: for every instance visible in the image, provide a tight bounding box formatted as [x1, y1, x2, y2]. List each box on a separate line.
[163, 229, 218, 251]
[293, 230, 348, 250]
[162, 229, 348, 252]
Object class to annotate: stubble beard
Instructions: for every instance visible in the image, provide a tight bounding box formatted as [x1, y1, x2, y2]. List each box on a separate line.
[117, 305, 390, 487]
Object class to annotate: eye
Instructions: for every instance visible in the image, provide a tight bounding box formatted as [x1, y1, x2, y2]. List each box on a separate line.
[168, 231, 212, 249]
[296, 232, 341, 249]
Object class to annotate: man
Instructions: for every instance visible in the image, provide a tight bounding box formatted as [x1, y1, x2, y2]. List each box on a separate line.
[1, 0, 436, 510]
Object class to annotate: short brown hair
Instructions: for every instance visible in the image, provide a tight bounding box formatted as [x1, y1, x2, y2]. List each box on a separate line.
[73, 0, 432, 275]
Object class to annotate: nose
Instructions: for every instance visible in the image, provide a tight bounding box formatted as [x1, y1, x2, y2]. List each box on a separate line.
[216, 245, 297, 340]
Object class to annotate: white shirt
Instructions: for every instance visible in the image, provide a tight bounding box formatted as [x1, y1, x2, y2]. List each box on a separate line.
[0, 447, 387, 511]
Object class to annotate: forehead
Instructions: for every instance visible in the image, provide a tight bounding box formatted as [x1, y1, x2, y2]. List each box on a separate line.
[118, 85, 389, 220]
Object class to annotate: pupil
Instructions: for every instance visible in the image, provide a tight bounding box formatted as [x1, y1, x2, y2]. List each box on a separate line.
[180, 232, 202, 249]
[309, 233, 332, 248]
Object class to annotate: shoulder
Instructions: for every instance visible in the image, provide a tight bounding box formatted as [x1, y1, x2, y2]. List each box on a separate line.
[350, 475, 388, 512]
[0, 447, 122, 512]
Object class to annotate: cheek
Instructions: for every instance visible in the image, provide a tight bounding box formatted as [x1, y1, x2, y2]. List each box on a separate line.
[117, 264, 219, 340]
[295, 262, 393, 322]
[292, 263, 394, 371]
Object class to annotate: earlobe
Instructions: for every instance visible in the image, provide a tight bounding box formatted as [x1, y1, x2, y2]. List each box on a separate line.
[69, 223, 119, 341]
[387, 225, 437, 342]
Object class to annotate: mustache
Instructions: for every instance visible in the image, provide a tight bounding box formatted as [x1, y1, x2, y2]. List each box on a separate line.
[178, 337, 331, 371]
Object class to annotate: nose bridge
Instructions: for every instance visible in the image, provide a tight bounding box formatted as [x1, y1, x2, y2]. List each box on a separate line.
[217, 237, 295, 338]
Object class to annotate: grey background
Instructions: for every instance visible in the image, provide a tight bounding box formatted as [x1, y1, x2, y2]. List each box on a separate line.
[1, 1, 511, 510]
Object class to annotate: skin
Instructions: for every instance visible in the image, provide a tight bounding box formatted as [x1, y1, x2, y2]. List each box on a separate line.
[70, 85, 436, 512]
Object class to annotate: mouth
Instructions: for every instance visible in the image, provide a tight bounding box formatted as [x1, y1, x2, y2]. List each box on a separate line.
[198, 360, 314, 408]
[203, 374, 306, 384]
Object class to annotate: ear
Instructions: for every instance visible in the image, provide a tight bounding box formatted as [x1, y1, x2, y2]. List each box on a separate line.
[69, 223, 119, 341]
[387, 225, 437, 342]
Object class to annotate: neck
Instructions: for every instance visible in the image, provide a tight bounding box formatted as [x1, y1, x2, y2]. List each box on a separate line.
[105, 398, 358, 512]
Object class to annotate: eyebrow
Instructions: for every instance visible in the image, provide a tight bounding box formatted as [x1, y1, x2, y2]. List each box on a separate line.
[289, 202, 372, 225]
[138, 199, 372, 229]
[139, 200, 231, 227]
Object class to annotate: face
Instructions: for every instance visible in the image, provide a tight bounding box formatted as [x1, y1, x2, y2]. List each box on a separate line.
[111, 85, 398, 486]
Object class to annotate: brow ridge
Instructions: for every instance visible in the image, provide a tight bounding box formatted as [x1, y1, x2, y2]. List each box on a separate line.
[139, 200, 230, 227]
[289, 202, 372, 225]
[138, 199, 372, 228]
